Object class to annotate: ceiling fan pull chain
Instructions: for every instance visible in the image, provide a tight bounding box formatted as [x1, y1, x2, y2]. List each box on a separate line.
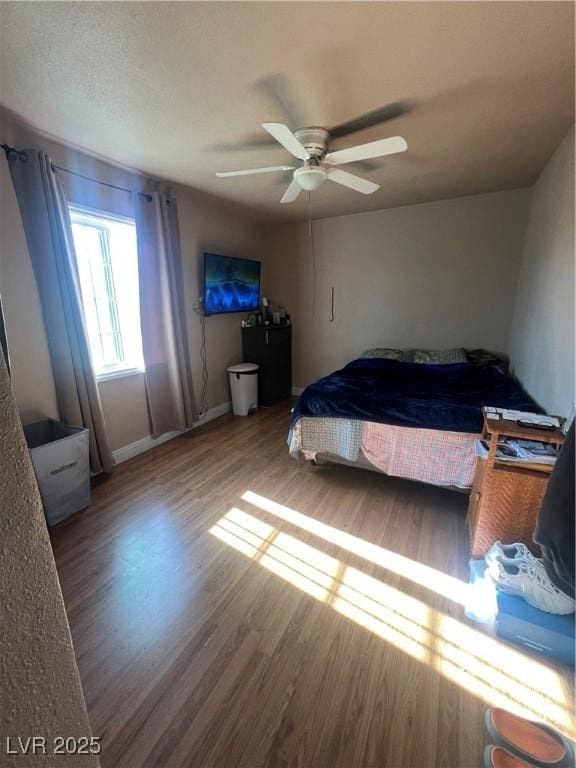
[308, 192, 317, 316]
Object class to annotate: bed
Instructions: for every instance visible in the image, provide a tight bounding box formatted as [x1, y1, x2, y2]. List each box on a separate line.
[288, 353, 540, 490]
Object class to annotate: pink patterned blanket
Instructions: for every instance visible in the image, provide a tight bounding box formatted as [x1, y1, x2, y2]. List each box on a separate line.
[290, 417, 478, 489]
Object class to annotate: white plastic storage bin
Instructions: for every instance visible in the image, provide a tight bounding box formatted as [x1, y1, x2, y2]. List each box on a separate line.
[228, 363, 259, 416]
[23, 419, 90, 527]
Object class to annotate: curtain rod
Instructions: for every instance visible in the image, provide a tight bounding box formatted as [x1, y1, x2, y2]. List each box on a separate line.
[53, 164, 153, 202]
[1, 142, 153, 202]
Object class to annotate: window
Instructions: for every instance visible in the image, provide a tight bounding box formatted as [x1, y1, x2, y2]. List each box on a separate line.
[69, 207, 144, 378]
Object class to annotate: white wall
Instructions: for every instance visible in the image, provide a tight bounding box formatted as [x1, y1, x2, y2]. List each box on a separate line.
[266, 189, 531, 388]
[508, 127, 575, 418]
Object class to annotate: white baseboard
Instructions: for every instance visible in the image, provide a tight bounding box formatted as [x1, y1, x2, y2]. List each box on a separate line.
[292, 386, 304, 396]
[112, 430, 183, 464]
[194, 400, 231, 426]
[112, 400, 231, 464]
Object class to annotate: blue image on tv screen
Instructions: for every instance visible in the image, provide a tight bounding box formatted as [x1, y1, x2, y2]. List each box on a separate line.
[203, 253, 261, 315]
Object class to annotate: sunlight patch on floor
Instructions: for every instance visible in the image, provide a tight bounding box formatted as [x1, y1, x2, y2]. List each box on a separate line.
[209, 503, 574, 737]
[241, 489, 470, 606]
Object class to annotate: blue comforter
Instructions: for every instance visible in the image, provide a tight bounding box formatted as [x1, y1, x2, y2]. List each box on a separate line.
[291, 358, 540, 434]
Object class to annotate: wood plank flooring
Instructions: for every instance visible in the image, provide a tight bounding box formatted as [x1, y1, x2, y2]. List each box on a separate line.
[50, 401, 575, 768]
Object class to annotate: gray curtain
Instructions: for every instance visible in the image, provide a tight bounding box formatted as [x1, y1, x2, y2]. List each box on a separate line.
[6, 149, 114, 474]
[135, 188, 197, 438]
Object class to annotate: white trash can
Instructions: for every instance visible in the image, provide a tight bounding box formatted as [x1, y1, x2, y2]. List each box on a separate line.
[228, 363, 259, 416]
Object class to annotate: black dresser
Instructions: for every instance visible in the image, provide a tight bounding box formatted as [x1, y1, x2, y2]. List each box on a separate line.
[241, 325, 292, 406]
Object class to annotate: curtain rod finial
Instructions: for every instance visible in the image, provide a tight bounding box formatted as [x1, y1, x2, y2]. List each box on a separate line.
[1, 143, 28, 161]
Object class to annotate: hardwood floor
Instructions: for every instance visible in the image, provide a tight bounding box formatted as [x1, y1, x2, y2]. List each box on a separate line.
[50, 401, 574, 768]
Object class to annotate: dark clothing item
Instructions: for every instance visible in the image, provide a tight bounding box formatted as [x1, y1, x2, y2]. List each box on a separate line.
[534, 423, 575, 598]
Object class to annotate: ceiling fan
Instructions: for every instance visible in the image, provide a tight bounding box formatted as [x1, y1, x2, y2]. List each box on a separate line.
[216, 105, 409, 204]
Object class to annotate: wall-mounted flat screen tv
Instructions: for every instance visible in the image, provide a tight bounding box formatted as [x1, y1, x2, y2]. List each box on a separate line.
[203, 253, 261, 316]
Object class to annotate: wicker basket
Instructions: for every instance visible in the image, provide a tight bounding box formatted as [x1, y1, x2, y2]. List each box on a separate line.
[468, 461, 547, 556]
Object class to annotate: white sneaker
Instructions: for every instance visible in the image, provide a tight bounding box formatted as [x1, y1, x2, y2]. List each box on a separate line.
[487, 558, 575, 615]
[485, 541, 543, 570]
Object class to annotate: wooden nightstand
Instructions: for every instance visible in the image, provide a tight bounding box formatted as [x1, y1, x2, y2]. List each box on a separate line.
[467, 414, 565, 557]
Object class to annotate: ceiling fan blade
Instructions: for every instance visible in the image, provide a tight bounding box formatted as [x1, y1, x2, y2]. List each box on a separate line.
[216, 165, 294, 178]
[329, 100, 412, 140]
[256, 73, 306, 129]
[280, 179, 302, 204]
[212, 137, 278, 153]
[325, 136, 407, 166]
[262, 123, 310, 160]
[350, 159, 379, 173]
[327, 168, 379, 195]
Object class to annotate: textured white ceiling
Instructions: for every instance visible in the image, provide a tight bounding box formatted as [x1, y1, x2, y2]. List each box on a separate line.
[1, 2, 574, 221]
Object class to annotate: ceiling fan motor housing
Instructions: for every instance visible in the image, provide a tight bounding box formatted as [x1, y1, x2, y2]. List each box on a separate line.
[292, 128, 331, 190]
[294, 127, 330, 158]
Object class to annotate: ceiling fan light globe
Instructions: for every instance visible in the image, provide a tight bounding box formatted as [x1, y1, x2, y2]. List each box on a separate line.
[294, 166, 327, 191]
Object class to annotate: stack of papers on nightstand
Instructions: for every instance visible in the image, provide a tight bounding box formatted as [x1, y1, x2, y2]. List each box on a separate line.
[474, 438, 559, 465]
[482, 407, 560, 428]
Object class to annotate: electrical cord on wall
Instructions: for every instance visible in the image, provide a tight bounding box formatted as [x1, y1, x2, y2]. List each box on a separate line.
[193, 298, 209, 419]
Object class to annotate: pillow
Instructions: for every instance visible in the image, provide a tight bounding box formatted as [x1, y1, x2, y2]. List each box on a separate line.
[361, 348, 404, 361]
[413, 348, 467, 364]
[465, 348, 508, 372]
